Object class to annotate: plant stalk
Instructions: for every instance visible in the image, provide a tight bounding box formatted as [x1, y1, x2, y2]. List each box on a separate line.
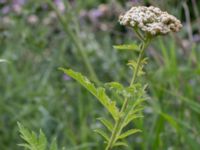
[130, 41, 149, 85]
[105, 39, 149, 150]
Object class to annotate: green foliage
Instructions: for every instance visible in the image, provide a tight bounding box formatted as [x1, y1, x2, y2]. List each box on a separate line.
[118, 129, 142, 140]
[97, 118, 114, 132]
[113, 44, 140, 52]
[94, 129, 109, 141]
[60, 66, 146, 149]
[18, 123, 58, 150]
[113, 141, 128, 148]
[106, 82, 146, 100]
[128, 58, 148, 77]
[59, 68, 120, 121]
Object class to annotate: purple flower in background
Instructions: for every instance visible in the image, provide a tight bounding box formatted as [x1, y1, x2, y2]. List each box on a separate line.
[0, 0, 6, 4]
[90, 9, 103, 20]
[12, 0, 26, 14]
[1, 6, 10, 14]
[63, 74, 71, 81]
[88, 4, 109, 23]
[0, 0, 26, 14]
[54, 0, 65, 12]
[12, 0, 26, 5]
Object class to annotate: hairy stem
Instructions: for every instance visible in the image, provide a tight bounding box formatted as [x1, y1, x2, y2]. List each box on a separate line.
[46, 0, 99, 83]
[105, 39, 150, 150]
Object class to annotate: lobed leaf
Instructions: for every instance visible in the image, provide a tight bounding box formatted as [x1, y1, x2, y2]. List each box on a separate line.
[106, 82, 141, 99]
[131, 98, 145, 109]
[50, 138, 58, 150]
[98, 117, 114, 132]
[128, 58, 148, 77]
[106, 82, 123, 91]
[94, 129, 109, 141]
[118, 129, 142, 140]
[122, 99, 145, 128]
[60, 68, 120, 120]
[123, 114, 143, 128]
[38, 130, 47, 150]
[113, 142, 128, 148]
[18, 122, 47, 150]
[113, 44, 140, 51]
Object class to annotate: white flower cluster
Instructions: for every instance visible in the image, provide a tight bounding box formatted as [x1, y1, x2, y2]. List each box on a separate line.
[119, 6, 182, 35]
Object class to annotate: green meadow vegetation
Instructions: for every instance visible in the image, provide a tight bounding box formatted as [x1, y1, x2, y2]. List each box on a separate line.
[0, 0, 200, 149]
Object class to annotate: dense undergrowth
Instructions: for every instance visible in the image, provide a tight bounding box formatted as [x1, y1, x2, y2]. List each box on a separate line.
[0, 0, 200, 150]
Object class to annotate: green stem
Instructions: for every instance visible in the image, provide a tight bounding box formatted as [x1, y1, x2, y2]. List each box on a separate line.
[105, 117, 122, 150]
[105, 39, 150, 150]
[105, 98, 128, 150]
[130, 42, 145, 85]
[46, 0, 99, 83]
[134, 27, 145, 42]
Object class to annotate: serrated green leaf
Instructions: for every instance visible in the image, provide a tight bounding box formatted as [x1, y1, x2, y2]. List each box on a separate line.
[127, 60, 137, 70]
[113, 44, 140, 51]
[118, 129, 142, 140]
[122, 99, 144, 128]
[132, 98, 145, 108]
[131, 107, 144, 114]
[128, 58, 148, 77]
[18, 122, 38, 150]
[106, 82, 128, 98]
[38, 130, 47, 150]
[106, 82, 140, 99]
[94, 129, 109, 141]
[50, 138, 58, 150]
[141, 57, 148, 64]
[113, 142, 128, 147]
[106, 82, 123, 91]
[98, 118, 114, 132]
[60, 68, 119, 120]
[18, 122, 47, 150]
[123, 114, 143, 128]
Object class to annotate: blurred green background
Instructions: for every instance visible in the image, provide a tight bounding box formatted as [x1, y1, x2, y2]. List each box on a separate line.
[0, 0, 200, 149]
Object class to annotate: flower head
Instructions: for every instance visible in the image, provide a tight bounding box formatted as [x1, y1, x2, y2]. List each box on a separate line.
[119, 6, 182, 35]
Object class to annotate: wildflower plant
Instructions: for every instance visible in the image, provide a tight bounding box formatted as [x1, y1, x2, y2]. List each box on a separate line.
[60, 6, 182, 150]
[18, 123, 58, 150]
